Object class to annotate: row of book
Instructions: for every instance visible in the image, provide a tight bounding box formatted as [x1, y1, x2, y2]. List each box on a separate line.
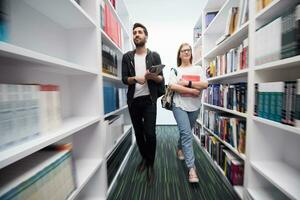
[193, 120, 202, 139]
[203, 109, 246, 154]
[204, 83, 247, 113]
[0, 0, 8, 41]
[103, 83, 127, 114]
[254, 80, 300, 127]
[0, 84, 62, 149]
[217, 1, 249, 45]
[256, 0, 273, 13]
[206, 38, 249, 78]
[102, 43, 119, 77]
[100, 1, 122, 48]
[201, 133, 244, 186]
[0, 144, 76, 200]
[255, 4, 300, 65]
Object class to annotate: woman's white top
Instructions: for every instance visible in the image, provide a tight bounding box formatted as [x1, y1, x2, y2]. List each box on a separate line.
[169, 65, 207, 112]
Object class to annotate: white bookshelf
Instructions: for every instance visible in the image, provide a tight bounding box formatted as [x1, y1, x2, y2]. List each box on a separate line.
[0, 116, 100, 169]
[0, 0, 133, 199]
[203, 103, 248, 118]
[206, 68, 249, 82]
[193, 134, 244, 199]
[105, 125, 132, 159]
[251, 162, 300, 199]
[99, 0, 134, 197]
[196, 0, 300, 199]
[204, 22, 249, 59]
[68, 158, 104, 200]
[203, 126, 246, 160]
[247, 188, 291, 200]
[0, 42, 98, 75]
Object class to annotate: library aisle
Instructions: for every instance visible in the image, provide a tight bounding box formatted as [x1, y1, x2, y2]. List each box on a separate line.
[107, 126, 240, 200]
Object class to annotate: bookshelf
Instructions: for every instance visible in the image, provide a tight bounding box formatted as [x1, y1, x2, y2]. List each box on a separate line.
[195, 0, 300, 199]
[0, 0, 133, 199]
[99, 0, 134, 197]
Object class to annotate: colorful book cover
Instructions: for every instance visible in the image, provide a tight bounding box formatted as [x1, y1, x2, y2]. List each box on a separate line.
[180, 75, 200, 97]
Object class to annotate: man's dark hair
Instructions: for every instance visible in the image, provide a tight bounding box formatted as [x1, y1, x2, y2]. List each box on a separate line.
[133, 23, 148, 36]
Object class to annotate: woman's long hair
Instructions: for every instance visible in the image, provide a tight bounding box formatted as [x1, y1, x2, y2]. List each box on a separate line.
[177, 43, 193, 67]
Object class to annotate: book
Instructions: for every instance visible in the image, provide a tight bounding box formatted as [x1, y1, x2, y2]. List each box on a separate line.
[148, 64, 165, 75]
[180, 75, 200, 97]
[205, 11, 218, 28]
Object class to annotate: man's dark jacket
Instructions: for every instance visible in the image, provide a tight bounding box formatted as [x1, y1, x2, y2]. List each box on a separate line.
[122, 49, 165, 106]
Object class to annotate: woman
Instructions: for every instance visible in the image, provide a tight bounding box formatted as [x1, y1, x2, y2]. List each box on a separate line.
[169, 43, 208, 183]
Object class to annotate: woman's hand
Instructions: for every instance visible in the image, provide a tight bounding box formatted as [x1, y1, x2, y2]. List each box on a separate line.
[191, 88, 200, 96]
[177, 79, 189, 87]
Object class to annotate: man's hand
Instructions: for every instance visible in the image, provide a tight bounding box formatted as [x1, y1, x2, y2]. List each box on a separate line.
[135, 76, 146, 84]
[145, 70, 158, 80]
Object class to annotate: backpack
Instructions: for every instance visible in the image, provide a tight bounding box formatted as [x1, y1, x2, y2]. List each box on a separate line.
[161, 68, 177, 110]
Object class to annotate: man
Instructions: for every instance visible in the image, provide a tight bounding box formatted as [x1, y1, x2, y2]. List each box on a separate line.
[122, 23, 164, 183]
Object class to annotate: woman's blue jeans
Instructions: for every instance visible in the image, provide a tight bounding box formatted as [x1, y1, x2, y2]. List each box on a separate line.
[172, 105, 199, 169]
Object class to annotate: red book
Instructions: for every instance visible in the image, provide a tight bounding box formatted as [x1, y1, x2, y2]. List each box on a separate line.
[181, 75, 200, 97]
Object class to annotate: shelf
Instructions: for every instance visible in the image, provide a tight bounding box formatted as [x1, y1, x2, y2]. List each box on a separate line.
[203, 103, 248, 118]
[255, 0, 299, 27]
[102, 0, 131, 39]
[247, 188, 289, 200]
[253, 55, 300, 72]
[253, 116, 300, 136]
[68, 158, 104, 200]
[198, 142, 245, 198]
[207, 69, 249, 82]
[0, 116, 101, 169]
[251, 161, 300, 200]
[196, 118, 203, 126]
[101, 29, 123, 54]
[193, 37, 202, 48]
[203, 0, 237, 35]
[22, 0, 96, 28]
[234, 186, 244, 199]
[104, 105, 128, 118]
[193, 133, 201, 144]
[107, 141, 135, 195]
[193, 58, 202, 66]
[204, 0, 227, 13]
[102, 72, 123, 84]
[0, 42, 98, 75]
[204, 22, 249, 59]
[105, 125, 132, 159]
[203, 126, 246, 160]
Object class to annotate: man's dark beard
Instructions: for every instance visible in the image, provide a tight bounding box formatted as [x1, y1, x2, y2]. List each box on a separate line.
[134, 39, 146, 48]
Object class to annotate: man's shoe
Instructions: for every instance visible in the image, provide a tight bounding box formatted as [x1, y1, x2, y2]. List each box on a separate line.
[147, 166, 155, 184]
[137, 159, 146, 173]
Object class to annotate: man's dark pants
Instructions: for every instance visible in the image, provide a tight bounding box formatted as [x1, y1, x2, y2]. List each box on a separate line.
[128, 95, 157, 167]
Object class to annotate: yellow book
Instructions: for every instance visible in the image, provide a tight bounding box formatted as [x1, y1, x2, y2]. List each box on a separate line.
[256, 0, 264, 12]
[263, 0, 273, 8]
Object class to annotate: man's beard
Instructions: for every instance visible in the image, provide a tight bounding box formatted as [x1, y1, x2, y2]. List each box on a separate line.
[134, 38, 146, 48]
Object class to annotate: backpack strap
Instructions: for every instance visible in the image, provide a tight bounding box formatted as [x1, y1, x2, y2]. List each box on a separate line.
[171, 68, 177, 76]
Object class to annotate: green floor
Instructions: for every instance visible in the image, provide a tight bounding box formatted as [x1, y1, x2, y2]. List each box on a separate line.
[107, 126, 240, 200]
